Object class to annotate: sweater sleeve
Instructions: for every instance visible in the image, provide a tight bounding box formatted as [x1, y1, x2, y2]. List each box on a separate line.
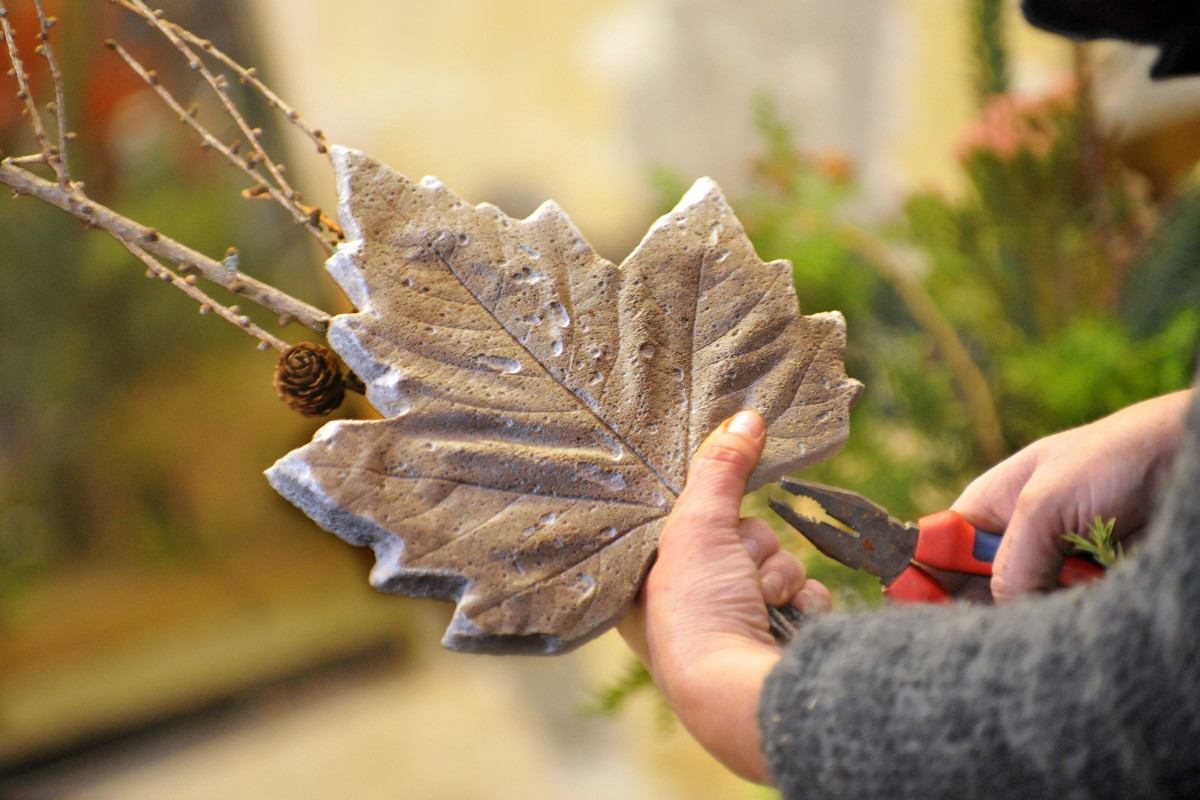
[759, 393, 1200, 800]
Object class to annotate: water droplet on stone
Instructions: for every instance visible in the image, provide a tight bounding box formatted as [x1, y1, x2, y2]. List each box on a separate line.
[519, 243, 541, 259]
[639, 342, 655, 359]
[551, 340, 564, 357]
[572, 574, 597, 600]
[538, 512, 558, 525]
[599, 526, 617, 540]
[651, 493, 665, 507]
[476, 355, 523, 374]
[513, 266, 544, 285]
[549, 301, 570, 328]
[576, 463, 626, 492]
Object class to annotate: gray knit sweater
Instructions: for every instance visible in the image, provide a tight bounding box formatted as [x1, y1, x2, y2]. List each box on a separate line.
[760, 391, 1200, 799]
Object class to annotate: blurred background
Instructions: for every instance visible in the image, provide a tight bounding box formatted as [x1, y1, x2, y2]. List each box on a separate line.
[2, 0, 1199, 797]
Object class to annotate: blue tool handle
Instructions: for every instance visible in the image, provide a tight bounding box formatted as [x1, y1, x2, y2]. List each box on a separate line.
[971, 529, 1002, 563]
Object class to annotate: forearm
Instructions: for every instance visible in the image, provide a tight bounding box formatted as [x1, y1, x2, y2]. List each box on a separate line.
[760, 390, 1200, 799]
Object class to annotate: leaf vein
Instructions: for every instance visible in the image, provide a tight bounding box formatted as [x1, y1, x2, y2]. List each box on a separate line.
[430, 248, 674, 493]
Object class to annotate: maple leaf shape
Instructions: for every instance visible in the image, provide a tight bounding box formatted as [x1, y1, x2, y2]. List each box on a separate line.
[267, 147, 862, 655]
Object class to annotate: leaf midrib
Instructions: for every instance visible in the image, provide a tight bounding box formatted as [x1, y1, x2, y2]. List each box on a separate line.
[430, 240, 680, 505]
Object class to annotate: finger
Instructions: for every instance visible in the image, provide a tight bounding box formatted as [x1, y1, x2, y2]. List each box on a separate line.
[990, 490, 1068, 603]
[667, 411, 767, 545]
[758, 550, 807, 607]
[737, 516, 781, 567]
[950, 445, 1039, 534]
[793, 580, 832, 614]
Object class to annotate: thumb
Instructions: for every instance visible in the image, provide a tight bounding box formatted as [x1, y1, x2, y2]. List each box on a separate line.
[671, 411, 766, 537]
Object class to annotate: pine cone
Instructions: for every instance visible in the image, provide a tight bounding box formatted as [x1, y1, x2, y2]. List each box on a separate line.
[274, 343, 345, 417]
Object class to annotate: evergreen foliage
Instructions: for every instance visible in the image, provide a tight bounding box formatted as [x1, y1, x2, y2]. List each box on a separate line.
[968, 0, 1010, 106]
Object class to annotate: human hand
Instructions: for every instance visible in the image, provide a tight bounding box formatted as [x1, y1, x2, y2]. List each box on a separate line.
[619, 411, 831, 783]
[951, 390, 1191, 603]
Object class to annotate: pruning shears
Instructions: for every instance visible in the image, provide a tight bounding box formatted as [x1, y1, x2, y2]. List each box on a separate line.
[769, 479, 1105, 603]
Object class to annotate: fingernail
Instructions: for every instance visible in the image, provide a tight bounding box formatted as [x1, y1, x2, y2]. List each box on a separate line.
[761, 571, 784, 602]
[728, 410, 764, 438]
[794, 587, 815, 614]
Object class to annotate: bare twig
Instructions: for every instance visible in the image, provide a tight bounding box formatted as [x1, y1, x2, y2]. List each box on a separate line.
[105, 39, 300, 228]
[172, 24, 330, 159]
[31, 0, 69, 185]
[0, 0, 337, 351]
[117, 238, 291, 352]
[5, 152, 47, 165]
[112, 0, 336, 253]
[0, 0, 63, 181]
[0, 160, 332, 336]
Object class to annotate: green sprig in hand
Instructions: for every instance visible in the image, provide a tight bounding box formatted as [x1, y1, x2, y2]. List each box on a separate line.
[1064, 516, 1124, 568]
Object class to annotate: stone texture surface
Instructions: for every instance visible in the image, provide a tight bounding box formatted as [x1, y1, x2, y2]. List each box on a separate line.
[267, 146, 862, 654]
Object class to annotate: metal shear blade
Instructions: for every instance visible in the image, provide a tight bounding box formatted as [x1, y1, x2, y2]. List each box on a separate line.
[770, 478, 917, 584]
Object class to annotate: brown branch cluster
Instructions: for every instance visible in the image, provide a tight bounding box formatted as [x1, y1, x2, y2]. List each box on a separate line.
[0, 0, 340, 351]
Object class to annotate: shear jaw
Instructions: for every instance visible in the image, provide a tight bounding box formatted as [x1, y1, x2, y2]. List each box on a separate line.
[771, 479, 917, 584]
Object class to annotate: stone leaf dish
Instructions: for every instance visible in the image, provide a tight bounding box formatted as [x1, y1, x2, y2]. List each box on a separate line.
[267, 147, 862, 655]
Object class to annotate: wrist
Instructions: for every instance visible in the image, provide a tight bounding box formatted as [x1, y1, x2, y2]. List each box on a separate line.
[656, 641, 781, 784]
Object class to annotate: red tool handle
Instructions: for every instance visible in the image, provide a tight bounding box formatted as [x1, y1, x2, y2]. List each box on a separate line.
[884, 510, 1106, 602]
[1057, 555, 1105, 585]
[885, 564, 950, 603]
[911, 510, 994, 575]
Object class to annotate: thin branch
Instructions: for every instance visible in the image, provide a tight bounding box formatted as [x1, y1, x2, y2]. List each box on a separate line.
[0, 159, 332, 336]
[172, 24, 330, 159]
[105, 39, 303, 234]
[31, 0, 69, 185]
[837, 222, 1008, 464]
[5, 152, 48, 166]
[0, 1, 63, 182]
[118, 238, 291, 352]
[112, 0, 335, 254]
